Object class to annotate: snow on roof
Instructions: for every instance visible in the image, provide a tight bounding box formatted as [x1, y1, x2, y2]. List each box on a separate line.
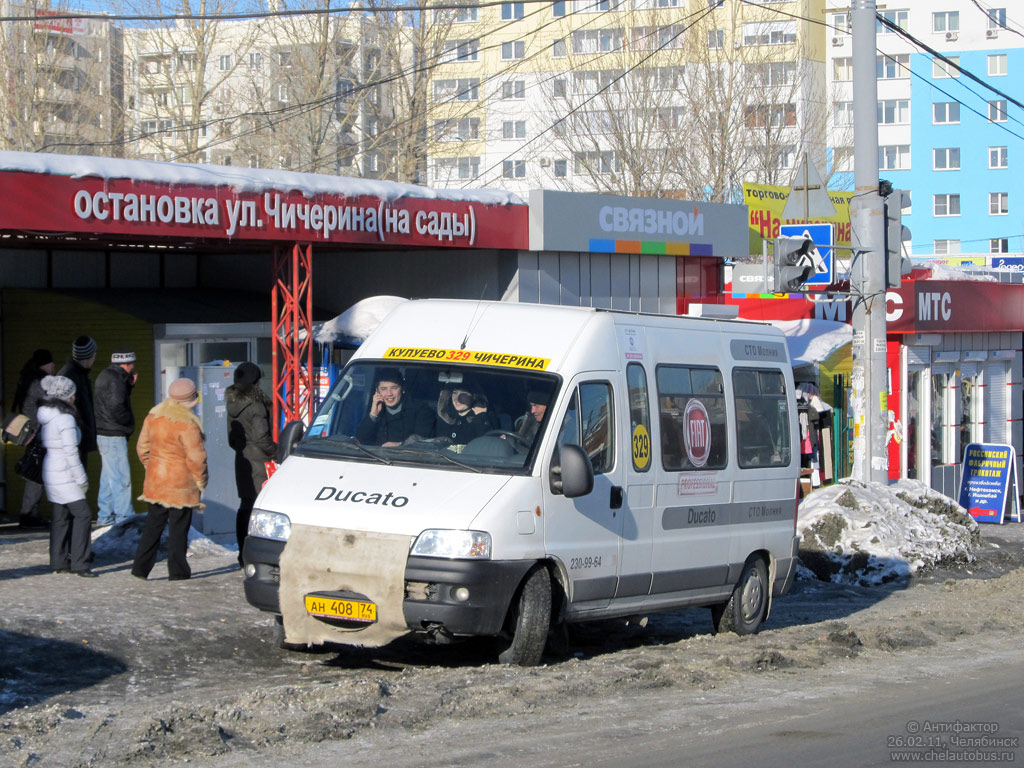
[0, 150, 524, 206]
[772, 318, 852, 366]
[314, 295, 409, 345]
[910, 260, 998, 282]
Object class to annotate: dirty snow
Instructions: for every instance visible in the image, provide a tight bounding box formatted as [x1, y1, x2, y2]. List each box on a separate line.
[90, 515, 236, 561]
[798, 478, 979, 585]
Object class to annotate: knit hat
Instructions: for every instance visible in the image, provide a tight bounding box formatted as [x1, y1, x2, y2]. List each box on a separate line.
[527, 389, 550, 406]
[72, 335, 97, 361]
[233, 361, 262, 389]
[374, 367, 404, 388]
[32, 348, 54, 368]
[111, 348, 136, 364]
[168, 377, 200, 407]
[41, 375, 76, 400]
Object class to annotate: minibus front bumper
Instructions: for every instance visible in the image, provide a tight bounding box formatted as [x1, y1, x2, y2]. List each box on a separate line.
[242, 537, 532, 638]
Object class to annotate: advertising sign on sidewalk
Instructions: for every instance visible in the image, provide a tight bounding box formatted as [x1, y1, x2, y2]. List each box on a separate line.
[958, 443, 1021, 524]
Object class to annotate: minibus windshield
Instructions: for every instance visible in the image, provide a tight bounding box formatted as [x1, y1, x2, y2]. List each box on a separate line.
[298, 361, 560, 474]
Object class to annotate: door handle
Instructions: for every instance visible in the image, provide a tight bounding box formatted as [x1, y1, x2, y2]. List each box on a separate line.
[610, 486, 623, 510]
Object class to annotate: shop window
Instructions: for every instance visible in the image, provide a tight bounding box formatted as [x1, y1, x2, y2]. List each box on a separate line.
[657, 365, 727, 471]
[959, 366, 981, 460]
[931, 370, 951, 466]
[733, 368, 791, 468]
[905, 369, 923, 479]
[626, 363, 652, 472]
[557, 382, 614, 474]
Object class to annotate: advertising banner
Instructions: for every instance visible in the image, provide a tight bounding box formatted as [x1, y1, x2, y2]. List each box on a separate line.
[744, 182, 853, 258]
[957, 443, 1021, 524]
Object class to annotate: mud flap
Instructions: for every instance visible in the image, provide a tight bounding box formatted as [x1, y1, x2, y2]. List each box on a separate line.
[279, 525, 413, 648]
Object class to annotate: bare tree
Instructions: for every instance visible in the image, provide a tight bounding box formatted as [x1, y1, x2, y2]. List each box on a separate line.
[0, 0, 122, 155]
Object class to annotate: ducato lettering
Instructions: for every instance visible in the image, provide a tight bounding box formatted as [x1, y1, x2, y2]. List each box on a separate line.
[687, 508, 716, 525]
[314, 486, 409, 507]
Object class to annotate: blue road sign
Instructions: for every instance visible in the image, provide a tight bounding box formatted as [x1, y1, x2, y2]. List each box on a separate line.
[780, 222, 833, 288]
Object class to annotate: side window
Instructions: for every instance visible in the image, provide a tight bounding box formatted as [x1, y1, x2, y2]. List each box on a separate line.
[557, 382, 614, 474]
[626, 363, 652, 472]
[733, 368, 792, 468]
[657, 365, 727, 471]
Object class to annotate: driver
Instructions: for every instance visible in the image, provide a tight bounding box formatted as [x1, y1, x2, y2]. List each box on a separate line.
[515, 388, 550, 444]
[355, 368, 433, 447]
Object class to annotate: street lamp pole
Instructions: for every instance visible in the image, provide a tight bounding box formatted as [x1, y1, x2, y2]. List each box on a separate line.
[850, 0, 890, 483]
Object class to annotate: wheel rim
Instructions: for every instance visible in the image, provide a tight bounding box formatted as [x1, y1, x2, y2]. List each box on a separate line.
[740, 569, 764, 623]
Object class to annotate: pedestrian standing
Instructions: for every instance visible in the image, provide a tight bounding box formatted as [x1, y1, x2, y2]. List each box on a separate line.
[37, 375, 95, 577]
[10, 348, 56, 529]
[59, 335, 98, 465]
[94, 348, 138, 526]
[225, 362, 276, 566]
[131, 378, 207, 581]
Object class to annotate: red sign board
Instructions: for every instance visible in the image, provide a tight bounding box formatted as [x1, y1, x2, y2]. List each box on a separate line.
[0, 170, 528, 250]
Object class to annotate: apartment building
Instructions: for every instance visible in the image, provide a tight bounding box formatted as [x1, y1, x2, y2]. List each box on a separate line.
[427, 0, 829, 198]
[826, 1, 1022, 257]
[124, 12, 388, 175]
[0, 1, 122, 156]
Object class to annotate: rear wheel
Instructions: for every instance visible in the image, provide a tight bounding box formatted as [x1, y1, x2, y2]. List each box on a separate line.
[711, 557, 768, 636]
[496, 566, 552, 666]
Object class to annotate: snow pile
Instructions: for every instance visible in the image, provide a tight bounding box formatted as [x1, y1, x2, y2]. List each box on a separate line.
[798, 478, 980, 586]
[314, 295, 408, 345]
[91, 515, 236, 560]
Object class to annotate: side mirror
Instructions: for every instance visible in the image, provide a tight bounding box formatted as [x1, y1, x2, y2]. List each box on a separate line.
[277, 420, 305, 462]
[549, 443, 594, 498]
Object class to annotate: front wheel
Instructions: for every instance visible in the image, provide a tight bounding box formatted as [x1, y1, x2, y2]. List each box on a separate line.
[496, 566, 552, 666]
[711, 557, 768, 636]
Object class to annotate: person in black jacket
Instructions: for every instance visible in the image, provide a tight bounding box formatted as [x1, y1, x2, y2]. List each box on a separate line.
[94, 348, 137, 526]
[11, 348, 56, 529]
[58, 335, 97, 465]
[355, 368, 434, 447]
[226, 362, 276, 565]
[435, 376, 498, 446]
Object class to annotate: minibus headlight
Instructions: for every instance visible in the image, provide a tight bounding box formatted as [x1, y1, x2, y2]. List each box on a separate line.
[411, 530, 491, 559]
[248, 510, 291, 542]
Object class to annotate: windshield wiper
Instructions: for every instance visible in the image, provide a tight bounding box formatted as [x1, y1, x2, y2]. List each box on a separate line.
[310, 435, 391, 465]
[387, 445, 482, 473]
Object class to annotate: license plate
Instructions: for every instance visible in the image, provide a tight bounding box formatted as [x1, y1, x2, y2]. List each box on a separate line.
[304, 595, 377, 623]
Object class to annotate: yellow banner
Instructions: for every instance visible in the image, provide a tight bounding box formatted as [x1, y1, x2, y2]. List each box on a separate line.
[743, 182, 854, 256]
[383, 347, 551, 370]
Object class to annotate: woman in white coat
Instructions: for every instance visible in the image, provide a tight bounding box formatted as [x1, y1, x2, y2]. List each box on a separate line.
[37, 375, 95, 577]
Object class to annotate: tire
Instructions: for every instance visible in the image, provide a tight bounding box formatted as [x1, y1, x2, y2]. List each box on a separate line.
[496, 566, 552, 666]
[711, 557, 768, 636]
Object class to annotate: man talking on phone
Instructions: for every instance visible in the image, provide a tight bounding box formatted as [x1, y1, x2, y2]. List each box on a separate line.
[355, 368, 434, 447]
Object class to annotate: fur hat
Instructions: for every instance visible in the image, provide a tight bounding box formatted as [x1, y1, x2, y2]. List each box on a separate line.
[233, 362, 262, 390]
[168, 378, 200, 407]
[32, 348, 53, 368]
[111, 348, 136, 364]
[72, 335, 97, 361]
[41, 375, 76, 400]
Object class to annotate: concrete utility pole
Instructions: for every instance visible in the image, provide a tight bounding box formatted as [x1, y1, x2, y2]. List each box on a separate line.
[850, 0, 889, 484]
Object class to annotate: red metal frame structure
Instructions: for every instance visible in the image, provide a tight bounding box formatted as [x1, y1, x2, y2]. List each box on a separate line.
[271, 244, 314, 439]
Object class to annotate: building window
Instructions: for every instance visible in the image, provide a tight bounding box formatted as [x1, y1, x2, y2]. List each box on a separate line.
[932, 11, 959, 33]
[744, 103, 796, 129]
[877, 99, 909, 125]
[833, 57, 852, 82]
[831, 12, 851, 35]
[879, 144, 910, 170]
[279, 50, 292, 67]
[452, 5, 477, 22]
[990, 146, 1008, 169]
[553, 78, 566, 98]
[554, 159, 567, 177]
[933, 102, 960, 124]
[502, 159, 526, 178]
[572, 29, 624, 54]
[501, 2, 524, 20]
[501, 41, 525, 60]
[932, 57, 960, 79]
[434, 117, 480, 141]
[707, 29, 724, 49]
[989, 54, 1007, 77]
[553, 38, 567, 57]
[574, 150, 616, 174]
[877, 10, 908, 34]
[218, 54, 232, 71]
[933, 147, 960, 170]
[443, 39, 479, 62]
[988, 8, 1006, 29]
[249, 52, 261, 70]
[741, 21, 797, 46]
[934, 194, 961, 217]
[502, 120, 526, 139]
[989, 100, 1007, 123]
[877, 53, 909, 79]
[991, 238, 1009, 253]
[834, 101, 854, 125]
[502, 79, 526, 99]
[433, 78, 480, 102]
[990, 192, 1009, 215]
[434, 156, 480, 181]
[934, 239, 960, 255]
[553, 1, 566, 17]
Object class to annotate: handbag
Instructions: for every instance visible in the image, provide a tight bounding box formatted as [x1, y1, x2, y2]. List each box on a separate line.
[15, 440, 46, 484]
[3, 412, 39, 446]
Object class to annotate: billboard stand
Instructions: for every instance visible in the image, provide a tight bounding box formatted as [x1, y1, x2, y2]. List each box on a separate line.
[958, 443, 1021, 524]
